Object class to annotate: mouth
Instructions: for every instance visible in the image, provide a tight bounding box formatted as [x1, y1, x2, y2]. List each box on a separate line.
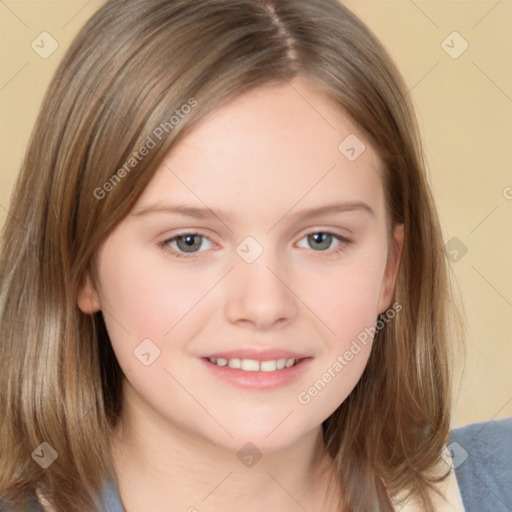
[203, 356, 308, 372]
[200, 355, 313, 390]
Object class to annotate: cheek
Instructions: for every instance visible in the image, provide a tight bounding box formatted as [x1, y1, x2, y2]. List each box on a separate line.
[295, 269, 381, 416]
[95, 241, 224, 380]
[298, 241, 388, 342]
[331, 266, 384, 342]
[293, 240, 387, 409]
[97, 244, 205, 336]
[93, 245, 171, 370]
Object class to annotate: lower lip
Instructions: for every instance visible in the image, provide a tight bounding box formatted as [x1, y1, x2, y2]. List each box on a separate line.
[200, 357, 313, 390]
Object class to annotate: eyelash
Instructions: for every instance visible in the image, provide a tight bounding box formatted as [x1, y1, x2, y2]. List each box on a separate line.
[158, 230, 352, 260]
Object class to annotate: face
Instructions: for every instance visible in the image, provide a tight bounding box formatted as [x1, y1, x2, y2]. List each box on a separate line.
[78, 76, 403, 453]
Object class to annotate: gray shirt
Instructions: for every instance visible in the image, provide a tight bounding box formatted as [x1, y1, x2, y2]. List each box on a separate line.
[449, 417, 512, 511]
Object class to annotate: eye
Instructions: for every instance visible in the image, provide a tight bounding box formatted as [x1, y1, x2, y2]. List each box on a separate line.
[296, 230, 351, 257]
[159, 232, 214, 259]
[159, 229, 352, 260]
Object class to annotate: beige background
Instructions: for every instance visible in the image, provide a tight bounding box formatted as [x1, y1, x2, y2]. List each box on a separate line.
[0, 1, 510, 428]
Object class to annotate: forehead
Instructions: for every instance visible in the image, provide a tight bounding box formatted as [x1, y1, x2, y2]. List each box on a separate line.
[135, 77, 385, 223]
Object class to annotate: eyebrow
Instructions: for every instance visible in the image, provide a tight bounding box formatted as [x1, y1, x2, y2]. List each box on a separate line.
[132, 200, 375, 221]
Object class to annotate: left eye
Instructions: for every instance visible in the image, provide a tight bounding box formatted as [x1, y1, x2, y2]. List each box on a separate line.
[297, 231, 348, 252]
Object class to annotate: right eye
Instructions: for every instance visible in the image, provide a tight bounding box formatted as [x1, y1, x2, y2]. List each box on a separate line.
[159, 232, 215, 259]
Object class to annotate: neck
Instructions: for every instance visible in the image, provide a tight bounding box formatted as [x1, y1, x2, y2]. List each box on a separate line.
[110, 380, 340, 512]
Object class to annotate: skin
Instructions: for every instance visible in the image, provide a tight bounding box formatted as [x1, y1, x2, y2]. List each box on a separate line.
[77, 76, 404, 512]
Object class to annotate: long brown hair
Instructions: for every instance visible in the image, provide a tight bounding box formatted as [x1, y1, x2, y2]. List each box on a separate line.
[0, 1, 464, 510]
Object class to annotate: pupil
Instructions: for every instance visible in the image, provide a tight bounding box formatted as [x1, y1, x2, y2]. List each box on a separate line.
[178, 235, 201, 252]
[310, 233, 331, 250]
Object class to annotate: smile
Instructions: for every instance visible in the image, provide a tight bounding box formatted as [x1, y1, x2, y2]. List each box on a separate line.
[207, 356, 304, 372]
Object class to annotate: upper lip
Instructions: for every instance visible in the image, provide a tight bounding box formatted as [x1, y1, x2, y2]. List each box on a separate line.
[202, 348, 312, 361]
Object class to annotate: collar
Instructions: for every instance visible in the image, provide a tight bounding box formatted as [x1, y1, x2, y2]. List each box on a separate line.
[391, 449, 465, 511]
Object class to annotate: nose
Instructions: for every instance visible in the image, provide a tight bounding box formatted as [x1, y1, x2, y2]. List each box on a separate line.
[224, 251, 298, 330]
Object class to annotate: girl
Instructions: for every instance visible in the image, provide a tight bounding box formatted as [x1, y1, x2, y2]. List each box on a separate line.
[0, 1, 510, 511]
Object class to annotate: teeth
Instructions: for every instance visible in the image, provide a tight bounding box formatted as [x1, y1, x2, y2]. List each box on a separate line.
[228, 358, 241, 369]
[208, 357, 298, 372]
[241, 359, 259, 371]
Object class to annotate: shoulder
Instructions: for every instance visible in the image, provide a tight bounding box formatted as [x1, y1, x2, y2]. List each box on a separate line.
[449, 417, 512, 512]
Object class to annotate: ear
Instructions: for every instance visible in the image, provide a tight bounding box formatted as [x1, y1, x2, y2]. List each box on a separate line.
[377, 223, 404, 314]
[77, 272, 101, 314]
